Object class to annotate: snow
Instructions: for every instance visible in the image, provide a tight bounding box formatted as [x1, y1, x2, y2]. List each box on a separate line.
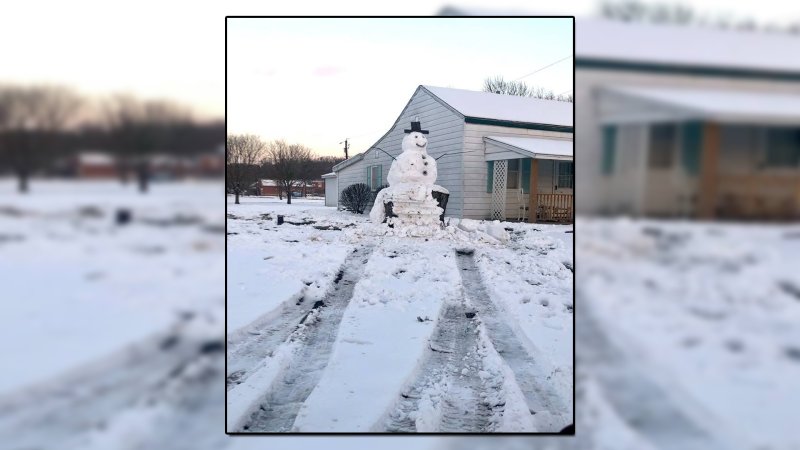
[423, 85, 573, 126]
[577, 18, 800, 74]
[485, 135, 574, 159]
[226, 197, 574, 432]
[6, 180, 798, 446]
[226, 198, 352, 335]
[604, 85, 800, 124]
[475, 223, 574, 405]
[0, 179, 223, 395]
[576, 218, 800, 449]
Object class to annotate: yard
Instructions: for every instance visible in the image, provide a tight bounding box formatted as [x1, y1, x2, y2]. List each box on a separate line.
[226, 196, 575, 433]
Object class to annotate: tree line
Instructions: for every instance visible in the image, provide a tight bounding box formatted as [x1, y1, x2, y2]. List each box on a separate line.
[482, 76, 573, 103]
[0, 84, 224, 193]
[226, 134, 343, 205]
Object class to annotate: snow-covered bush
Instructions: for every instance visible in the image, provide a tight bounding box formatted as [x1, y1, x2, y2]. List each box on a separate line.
[340, 183, 372, 214]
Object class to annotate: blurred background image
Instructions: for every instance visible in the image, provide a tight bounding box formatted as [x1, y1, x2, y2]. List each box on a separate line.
[1, 1, 800, 450]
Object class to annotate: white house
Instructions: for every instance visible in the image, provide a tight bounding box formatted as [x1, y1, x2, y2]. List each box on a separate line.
[330, 85, 574, 222]
[576, 19, 800, 220]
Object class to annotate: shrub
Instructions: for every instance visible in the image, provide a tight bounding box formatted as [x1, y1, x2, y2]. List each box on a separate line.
[340, 183, 372, 214]
[374, 184, 390, 198]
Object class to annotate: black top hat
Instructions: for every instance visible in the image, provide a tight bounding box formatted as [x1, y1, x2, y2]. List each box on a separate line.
[404, 121, 429, 134]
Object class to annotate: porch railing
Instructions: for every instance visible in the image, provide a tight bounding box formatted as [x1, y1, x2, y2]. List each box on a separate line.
[715, 174, 800, 220]
[536, 193, 573, 223]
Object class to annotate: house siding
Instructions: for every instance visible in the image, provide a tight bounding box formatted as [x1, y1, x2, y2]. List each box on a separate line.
[462, 123, 573, 219]
[335, 88, 466, 217]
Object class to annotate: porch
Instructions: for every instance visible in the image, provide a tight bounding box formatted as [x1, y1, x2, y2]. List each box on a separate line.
[484, 136, 574, 223]
[598, 86, 800, 220]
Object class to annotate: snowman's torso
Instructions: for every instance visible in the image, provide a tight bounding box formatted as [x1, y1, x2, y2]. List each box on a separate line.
[387, 149, 437, 186]
[386, 131, 438, 187]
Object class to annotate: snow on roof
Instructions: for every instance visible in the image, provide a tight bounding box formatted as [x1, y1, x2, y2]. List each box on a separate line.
[604, 85, 800, 124]
[259, 179, 278, 187]
[577, 19, 800, 74]
[77, 152, 114, 165]
[422, 86, 573, 127]
[321, 172, 336, 178]
[484, 136, 573, 160]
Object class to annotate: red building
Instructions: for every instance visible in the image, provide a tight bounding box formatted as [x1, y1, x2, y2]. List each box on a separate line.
[257, 179, 324, 197]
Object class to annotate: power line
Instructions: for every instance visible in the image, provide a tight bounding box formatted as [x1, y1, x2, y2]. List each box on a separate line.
[513, 55, 573, 81]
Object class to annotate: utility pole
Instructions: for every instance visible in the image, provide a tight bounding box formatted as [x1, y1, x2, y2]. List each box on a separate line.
[340, 138, 349, 159]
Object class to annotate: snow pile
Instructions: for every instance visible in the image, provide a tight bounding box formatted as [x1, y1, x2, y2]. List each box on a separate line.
[455, 218, 510, 243]
[408, 378, 447, 432]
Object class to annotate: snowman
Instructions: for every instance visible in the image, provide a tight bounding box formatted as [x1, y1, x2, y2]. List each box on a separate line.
[370, 120, 448, 232]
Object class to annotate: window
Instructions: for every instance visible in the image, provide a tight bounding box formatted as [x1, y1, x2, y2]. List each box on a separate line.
[507, 159, 520, 189]
[557, 162, 574, 189]
[765, 127, 800, 167]
[602, 126, 616, 175]
[649, 124, 677, 169]
[367, 165, 382, 190]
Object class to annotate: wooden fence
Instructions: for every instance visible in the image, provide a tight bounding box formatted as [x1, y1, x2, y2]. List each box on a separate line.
[536, 194, 573, 223]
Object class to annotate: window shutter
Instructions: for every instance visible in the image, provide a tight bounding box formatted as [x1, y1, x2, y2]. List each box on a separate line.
[378, 165, 382, 188]
[681, 122, 702, 175]
[521, 158, 531, 193]
[602, 126, 616, 175]
[486, 161, 494, 193]
[366, 166, 371, 187]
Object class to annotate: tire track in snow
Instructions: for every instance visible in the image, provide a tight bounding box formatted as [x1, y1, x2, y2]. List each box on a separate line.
[456, 250, 572, 431]
[227, 303, 314, 391]
[577, 292, 733, 450]
[226, 247, 354, 391]
[236, 244, 374, 432]
[383, 300, 494, 432]
[0, 320, 223, 449]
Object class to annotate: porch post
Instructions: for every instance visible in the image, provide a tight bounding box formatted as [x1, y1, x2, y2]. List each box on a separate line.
[698, 122, 720, 219]
[528, 158, 539, 223]
[490, 160, 508, 221]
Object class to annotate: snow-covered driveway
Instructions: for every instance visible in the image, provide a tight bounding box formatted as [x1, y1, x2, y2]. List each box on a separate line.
[226, 196, 574, 433]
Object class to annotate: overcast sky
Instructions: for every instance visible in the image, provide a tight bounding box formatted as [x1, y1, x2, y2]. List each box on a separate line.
[226, 17, 573, 157]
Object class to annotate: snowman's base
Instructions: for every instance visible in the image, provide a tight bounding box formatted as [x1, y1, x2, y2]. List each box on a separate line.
[385, 199, 443, 236]
[369, 184, 445, 235]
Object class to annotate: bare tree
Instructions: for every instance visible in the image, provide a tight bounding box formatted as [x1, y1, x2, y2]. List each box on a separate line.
[265, 140, 312, 205]
[0, 85, 83, 193]
[483, 76, 573, 103]
[226, 134, 265, 204]
[105, 95, 193, 193]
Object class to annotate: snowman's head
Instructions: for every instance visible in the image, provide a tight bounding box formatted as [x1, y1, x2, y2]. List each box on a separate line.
[402, 132, 428, 152]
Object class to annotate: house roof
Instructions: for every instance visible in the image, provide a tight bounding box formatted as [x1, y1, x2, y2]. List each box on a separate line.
[321, 172, 336, 179]
[484, 136, 573, 161]
[331, 152, 364, 172]
[577, 19, 800, 78]
[422, 85, 573, 127]
[332, 85, 574, 174]
[599, 86, 800, 125]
